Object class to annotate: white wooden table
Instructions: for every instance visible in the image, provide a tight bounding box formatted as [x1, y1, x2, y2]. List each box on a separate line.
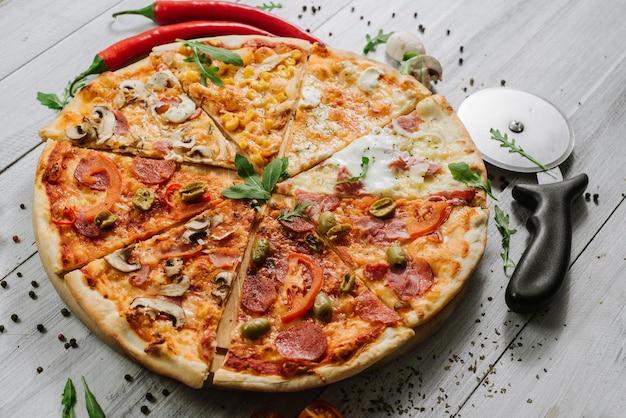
[1, 0, 625, 416]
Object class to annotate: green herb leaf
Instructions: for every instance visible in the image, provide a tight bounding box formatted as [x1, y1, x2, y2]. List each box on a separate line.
[336, 156, 370, 183]
[81, 376, 106, 418]
[489, 128, 552, 173]
[399, 52, 420, 75]
[261, 157, 289, 193]
[222, 154, 288, 201]
[37, 80, 85, 112]
[448, 161, 497, 200]
[257, 2, 282, 11]
[62, 378, 77, 418]
[363, 30, 394, 55]
[494, 205, 517, 273]
[277, 202, 312, 221]
[179, 39, 243, 87]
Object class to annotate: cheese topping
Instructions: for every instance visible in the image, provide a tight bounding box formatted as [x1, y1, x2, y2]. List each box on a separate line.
[357, 66, 383, 93]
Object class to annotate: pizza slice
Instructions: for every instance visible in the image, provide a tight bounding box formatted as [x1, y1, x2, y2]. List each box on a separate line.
[280, 43, 431, 176]
[63, 200, 256, 389]
[212, 201, 414, 391]
[39, 55, 239, 168]
[278, 94, 487, 206]
[153, 35, 312, 169]
[291, 192, 488, 328]
[33, 140, 242, 273]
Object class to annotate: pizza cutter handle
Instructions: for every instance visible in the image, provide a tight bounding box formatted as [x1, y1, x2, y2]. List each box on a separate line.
[505, 173, 588, 313]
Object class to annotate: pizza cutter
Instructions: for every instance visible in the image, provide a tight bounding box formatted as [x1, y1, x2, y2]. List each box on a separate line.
[457, 88, 588, 313]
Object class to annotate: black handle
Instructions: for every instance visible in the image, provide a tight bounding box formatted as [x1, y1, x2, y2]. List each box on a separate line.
[505, 173, 588, 313]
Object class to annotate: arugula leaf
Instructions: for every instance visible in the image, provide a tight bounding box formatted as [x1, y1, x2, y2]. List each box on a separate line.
[81, 376, 105, 418]
[37, 79, 85, 112]
[448, 162, 497, 200]
[62, 378, 77, 418]
[494, 205, 517, 273]
[222, 154, 288, 201]
[336, 156, 370, 183]
[363, 30, 394, 55]
[277, 202, 311, 221]
[489, 128, 552, 172]
[257, 1, 282, 11]
[179, 39, 243, 87]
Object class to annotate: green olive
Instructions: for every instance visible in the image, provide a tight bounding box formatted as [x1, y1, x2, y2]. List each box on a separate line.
[179, 181, 208, 202]
[132, 188, 156, 211]
[251, 238, 270, 265]
[312, 292, 333, 322]
[386, 244, 407, 268]
[240, 317, 271, 340]
[94, 211, 118, 229]
[326, 223, 352, 242]
[369, 197, 396, 218]
[305, 233, 325, 253]
[318, 211, 337, 235]
[339, 273, 356, 295]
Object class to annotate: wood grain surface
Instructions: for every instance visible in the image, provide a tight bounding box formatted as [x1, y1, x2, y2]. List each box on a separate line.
[1, 0, 625, 416]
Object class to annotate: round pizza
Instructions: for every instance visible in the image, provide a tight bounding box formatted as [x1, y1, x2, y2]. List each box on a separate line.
[34, 35, 488, 391]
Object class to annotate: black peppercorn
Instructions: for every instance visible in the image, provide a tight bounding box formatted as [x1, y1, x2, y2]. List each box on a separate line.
[37, 324, 45, 333]
[37, 366, 44, 373]
[124, 374, 133, 382]
[11, 314, 19, 322]
[141, 405, 150, 415]
[162, 388, 170, 397]
[61, 308, 71, 317]
[29, 290, 37, 299]
[1, 280, 7, 288]
[146, 392, 156, 402]
[31, 280, 39, 288]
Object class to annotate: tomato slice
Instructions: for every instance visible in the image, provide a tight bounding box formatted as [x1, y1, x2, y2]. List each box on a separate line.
[405, 200, 450, 238]
[298, 400, 344, 418]
[82, 154, 123, 221]
[281, 253, 324, 324]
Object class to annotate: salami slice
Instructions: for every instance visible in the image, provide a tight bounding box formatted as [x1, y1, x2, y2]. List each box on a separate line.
[241, 274, 278, 314]
[74, 156, 108, 190]
[131, 157, 177, 184]
[275, 322, 327, 361]
[354, 291, 401, 325]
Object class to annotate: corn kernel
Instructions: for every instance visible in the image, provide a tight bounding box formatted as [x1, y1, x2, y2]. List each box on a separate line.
[284, 57, 296, 67]
[251, 80, 269, 91]
[245, 89, 259, 100]
[224, 116, 240, 131]
[238, 137, 249, 149]
[259, 71, 272, 81]
[244, 66, 255, 78]
[244, 109, 259, 124]
[277, 64, 286, 71]
[287, 66, 296, 77]
[252, 153, 265, 166]
[264, 119, 274, 130]
[222, 76, 234, 85]
[275, 92, 287, 103]
[291, 49, 302, 60]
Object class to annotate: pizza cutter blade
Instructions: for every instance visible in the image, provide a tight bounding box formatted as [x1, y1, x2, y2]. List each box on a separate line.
[457, 88, 588, 313]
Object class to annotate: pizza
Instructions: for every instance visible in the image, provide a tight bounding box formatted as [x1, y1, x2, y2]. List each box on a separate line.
[34, 35, 488, 391]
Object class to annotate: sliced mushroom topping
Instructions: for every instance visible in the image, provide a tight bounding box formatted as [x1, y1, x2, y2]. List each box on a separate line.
[65, 118, 96, 142]
[185, 216, 211, 231]
[210, 214, 224, 228]
[162, 94, 197, 123]
[119, 80, 154, 103]
[211, 271, 235, 306]
[104, 245, 141, 272]
[163, 257, 184, 277]
[171, 136, 197, 150]
[187, 145, 214, 160]
[146, 70, 179, 91]
[91, 106, 116, 144]
[157, 275, 190, 297]
[129, 297, 186, 327]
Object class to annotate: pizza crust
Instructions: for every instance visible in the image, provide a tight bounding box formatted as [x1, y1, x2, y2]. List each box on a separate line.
[64, 270, 209, 389]
[212, 326, 414, 391]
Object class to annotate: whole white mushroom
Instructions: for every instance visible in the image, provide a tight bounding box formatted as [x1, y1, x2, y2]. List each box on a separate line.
[386, 31, 426, 61]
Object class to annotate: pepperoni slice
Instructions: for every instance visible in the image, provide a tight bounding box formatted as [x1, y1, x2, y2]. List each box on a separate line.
[275, 322, 327, 361]
[279, 215, 313, 233]
[241, 274, 278, 314]
[74, 156, 109, 190]
[354, 291, 401, 324]
[363, 262, 389, 281]
[72, 212, 103, 238]
[387, 257, 434, 300]
[132, 158, 177, 185]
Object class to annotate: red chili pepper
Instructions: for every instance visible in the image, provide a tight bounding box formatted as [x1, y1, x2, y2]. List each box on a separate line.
[164, 183, 183, 208]
[51, 207, 77, 226]
[69, 20, 273, 93]
[113, 1, 320, 44]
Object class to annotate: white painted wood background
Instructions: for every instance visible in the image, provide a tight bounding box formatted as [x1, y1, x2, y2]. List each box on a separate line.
[1, 0, 625, 416]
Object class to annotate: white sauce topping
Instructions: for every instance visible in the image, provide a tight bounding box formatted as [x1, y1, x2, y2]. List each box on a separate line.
[357, 66, 383, 93]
